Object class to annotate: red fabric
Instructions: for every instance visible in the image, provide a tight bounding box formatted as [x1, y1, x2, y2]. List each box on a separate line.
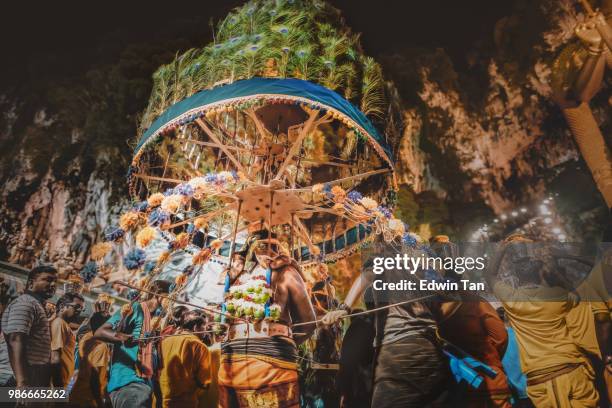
[137, 302, 154, 379]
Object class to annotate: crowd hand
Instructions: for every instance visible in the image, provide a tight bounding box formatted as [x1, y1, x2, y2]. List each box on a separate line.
[321, 310, 348, 326]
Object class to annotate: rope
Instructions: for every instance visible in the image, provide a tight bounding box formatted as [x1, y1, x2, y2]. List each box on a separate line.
[292, 294, 437, 328]
[116, 281, 247, 322]
[134, 329, 218, 342]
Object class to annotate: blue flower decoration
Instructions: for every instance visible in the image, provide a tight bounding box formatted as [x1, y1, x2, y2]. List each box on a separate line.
[174, 183, 194, 197]
[124, 248, 146, 270]
[148, 208, 170, 227]
[104, 227, 125, 242]
[133, 201, 149, 212]
[402, 233, 417, 248]
[144, 262, 157, 274]
[80, 261, 98, 283]
[347, 191, 363, 202]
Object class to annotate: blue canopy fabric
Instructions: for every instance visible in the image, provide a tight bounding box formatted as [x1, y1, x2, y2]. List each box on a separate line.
[134, 77, 393, 166]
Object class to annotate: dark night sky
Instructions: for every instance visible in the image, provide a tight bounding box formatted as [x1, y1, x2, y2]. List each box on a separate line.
[0, 0, 513, 85]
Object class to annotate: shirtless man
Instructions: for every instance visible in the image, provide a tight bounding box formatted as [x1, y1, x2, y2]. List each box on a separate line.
[218, 230, 316, 408]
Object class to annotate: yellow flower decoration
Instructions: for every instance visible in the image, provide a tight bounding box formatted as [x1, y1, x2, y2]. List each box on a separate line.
[157, 251, 171, 264]
[193, 217, 208, 229]
[119, 212, 141, 231]
[193, 248, 212, 265]
[147, 193, 165, 207]
[91, 242, 112, 261]
[161, 194, 183, 214]
[136, 227, 156, 248]
[331, 186, 346, 203]
[210, 239, 223, 250]
[359, 197, 378, 210]
[175, 274, 188, 286]
[388, 218, 405, 235]
[173, 232, 190, 249]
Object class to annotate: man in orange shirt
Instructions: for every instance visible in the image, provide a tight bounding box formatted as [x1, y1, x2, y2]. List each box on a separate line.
[159, 309, 212, 408]
[70, 312, 111, 407]
[50, 293, 84, 388]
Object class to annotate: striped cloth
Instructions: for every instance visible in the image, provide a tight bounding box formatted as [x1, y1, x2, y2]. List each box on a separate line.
[1, 293, 51, 365]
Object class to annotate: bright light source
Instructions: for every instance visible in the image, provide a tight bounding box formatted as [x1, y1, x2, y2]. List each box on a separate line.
[511, 211, 518, 217]
[520, 208, 527, 213]
[500, 214, 507, 220]
[544, 217, 552, 224]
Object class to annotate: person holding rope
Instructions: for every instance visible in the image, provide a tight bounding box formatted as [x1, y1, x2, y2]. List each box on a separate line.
[322, 243, 450, 408]
[217, 229, 316, 408]
[94, 279, 172, 408]
[158, 307, 212, 408]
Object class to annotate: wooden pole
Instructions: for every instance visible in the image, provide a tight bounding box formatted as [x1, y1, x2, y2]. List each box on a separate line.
[195, 118, 250, 177]
[227, 200, 243, 271]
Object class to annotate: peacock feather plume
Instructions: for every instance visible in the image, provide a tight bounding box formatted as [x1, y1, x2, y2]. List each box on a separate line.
[139, 0, 393, 141]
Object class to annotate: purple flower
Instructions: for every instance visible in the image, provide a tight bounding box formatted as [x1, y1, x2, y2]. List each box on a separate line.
[124, 248, 146, 270]
[376, 206, 392, 219]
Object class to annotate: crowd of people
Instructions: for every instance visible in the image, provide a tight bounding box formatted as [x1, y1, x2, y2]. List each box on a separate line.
[0, 232, 610, 408]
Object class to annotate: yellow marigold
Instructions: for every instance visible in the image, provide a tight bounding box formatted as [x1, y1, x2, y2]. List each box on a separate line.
[119, 212, 141, 231]
[210, 239, 223, 250]
[175, 273, 188, 286]
[173, 232, 190, 249]
[312, 184, 324, 194]
[161, 194, 183, 214]
[332, 202, 345, 213]
[359, 197, 378, 210]
[136, 227, 156, 248]
[147, 193, 165, 207]
[157, 251, 171, 264]
[330, 186, 346, 203]
[432, 235, 450, 243]
[193, 217, 208, 229]
[90, 242, 112, 261]
[193, 248, 212, 265]
[388, 218, 405, 235]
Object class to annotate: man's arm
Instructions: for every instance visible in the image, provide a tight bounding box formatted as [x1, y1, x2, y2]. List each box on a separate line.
[50, 319, 64, 387]
[93, 323, 131, 345]
[287, 268, 317, 345]
[4, 333, 29, 387]
[321, 274, 369, 326]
